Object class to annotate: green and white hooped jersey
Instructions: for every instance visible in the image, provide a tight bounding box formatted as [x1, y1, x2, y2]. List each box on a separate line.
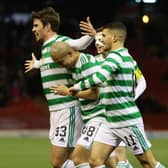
[71, 53, 106, 123]
[40, 35, 79, 112]
[74, 48, 143, 128]
[95, 54, 104, 63]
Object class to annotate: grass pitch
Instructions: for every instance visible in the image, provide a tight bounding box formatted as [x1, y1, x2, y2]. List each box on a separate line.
[0, 137, 167, 168]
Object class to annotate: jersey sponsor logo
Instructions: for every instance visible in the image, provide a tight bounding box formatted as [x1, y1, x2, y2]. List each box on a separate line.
[41, 64, 50, 71]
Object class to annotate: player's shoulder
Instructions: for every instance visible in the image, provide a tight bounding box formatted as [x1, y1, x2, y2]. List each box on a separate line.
[55, 34, 71, 42]
[106, 51, 123, 63]
[80, 53, 95, 64]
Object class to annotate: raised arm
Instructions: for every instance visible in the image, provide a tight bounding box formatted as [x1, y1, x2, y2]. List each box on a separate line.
[67, 17, 96, 50]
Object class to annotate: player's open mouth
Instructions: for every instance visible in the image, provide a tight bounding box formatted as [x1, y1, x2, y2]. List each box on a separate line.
[34, 32, 38, 37]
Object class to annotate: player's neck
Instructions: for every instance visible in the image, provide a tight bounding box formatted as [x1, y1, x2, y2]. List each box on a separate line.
[44, 32, 57, 42]
[112, 43, 124, 51]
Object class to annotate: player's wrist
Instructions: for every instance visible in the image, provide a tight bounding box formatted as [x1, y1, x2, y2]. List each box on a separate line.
[70, 90, 79, 97]
[34, 60, 40, 69]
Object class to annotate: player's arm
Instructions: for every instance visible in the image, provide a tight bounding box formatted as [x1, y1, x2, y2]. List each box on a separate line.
[134, 67, 147, 100]
[70, 53, 121, 91]
[50, 84, 99, 100]
[67, 35, 94, 51]
[67, 17, 96, 50]
[24, 53, 40, 73]
[73, 87, 99, 100]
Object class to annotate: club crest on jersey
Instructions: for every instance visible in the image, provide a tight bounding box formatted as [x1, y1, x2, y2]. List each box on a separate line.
[41, 64, 50, 71]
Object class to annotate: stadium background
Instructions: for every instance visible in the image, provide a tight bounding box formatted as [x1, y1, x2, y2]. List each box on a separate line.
[0, 0, 168, 167]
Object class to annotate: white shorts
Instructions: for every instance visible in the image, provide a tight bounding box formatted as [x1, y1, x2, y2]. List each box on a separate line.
[94, 122, 151, 155]
[118, 141, 126, 147]
[49, 106, 83, 147]
[77, 118, 105, 149]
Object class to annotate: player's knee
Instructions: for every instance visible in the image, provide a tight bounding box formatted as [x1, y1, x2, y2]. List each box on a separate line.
[89, 157, 104, 167]
[51, 158, 64, 168]
[71, 152, 89, 165]
[70, 145, 90, 165]
[136, 151, 155, 167]
[115, 147, 125, 155]
[138, 158, 150, 167]
[71, 154, 82, 165]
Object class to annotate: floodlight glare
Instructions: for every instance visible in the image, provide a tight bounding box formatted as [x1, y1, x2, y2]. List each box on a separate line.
[143, 0, 157, 3]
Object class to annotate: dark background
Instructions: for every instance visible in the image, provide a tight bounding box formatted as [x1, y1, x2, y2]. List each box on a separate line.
[0, 0, 168, 129]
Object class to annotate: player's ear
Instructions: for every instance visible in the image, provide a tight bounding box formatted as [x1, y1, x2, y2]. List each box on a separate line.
[68, 51, 73, 57]
[112, 34, 118, 43]
[45, 22, 51, 31]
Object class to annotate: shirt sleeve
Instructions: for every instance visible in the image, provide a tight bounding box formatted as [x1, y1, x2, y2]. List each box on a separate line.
[134, 63, 147, 100]
[33, 60, 41, 69]
[73, 53, 122, 90]
[66, 35, 94, 50]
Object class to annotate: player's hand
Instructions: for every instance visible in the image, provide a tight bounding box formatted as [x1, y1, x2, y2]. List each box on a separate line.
[24, 53, 37, 73]
[80, 16, 96, 36]
[50, 84, 72, 96]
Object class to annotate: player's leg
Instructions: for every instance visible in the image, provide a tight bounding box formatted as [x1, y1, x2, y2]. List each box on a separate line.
[115, 142, 133, 168]
[49, 106, 83, 168]
[71, 119, 103, 168]
[115, 145, 127, 161]
[115, 124, 166, 168]
[105, 150, 117, 168]
[115, 146, 128, 168]
[136, 149, 166, 168]
[105, 144, 133, 168]
[132, 125, 165, 168]
[71, 144, 90, 168]
[89, 122, 116, 168]
[51, 146, 73, 168]
[90, 141, 114, 168]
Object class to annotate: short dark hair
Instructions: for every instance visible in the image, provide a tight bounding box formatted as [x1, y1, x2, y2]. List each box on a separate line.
[32, 6, 60, 32]
[103, 21, 127, 41]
